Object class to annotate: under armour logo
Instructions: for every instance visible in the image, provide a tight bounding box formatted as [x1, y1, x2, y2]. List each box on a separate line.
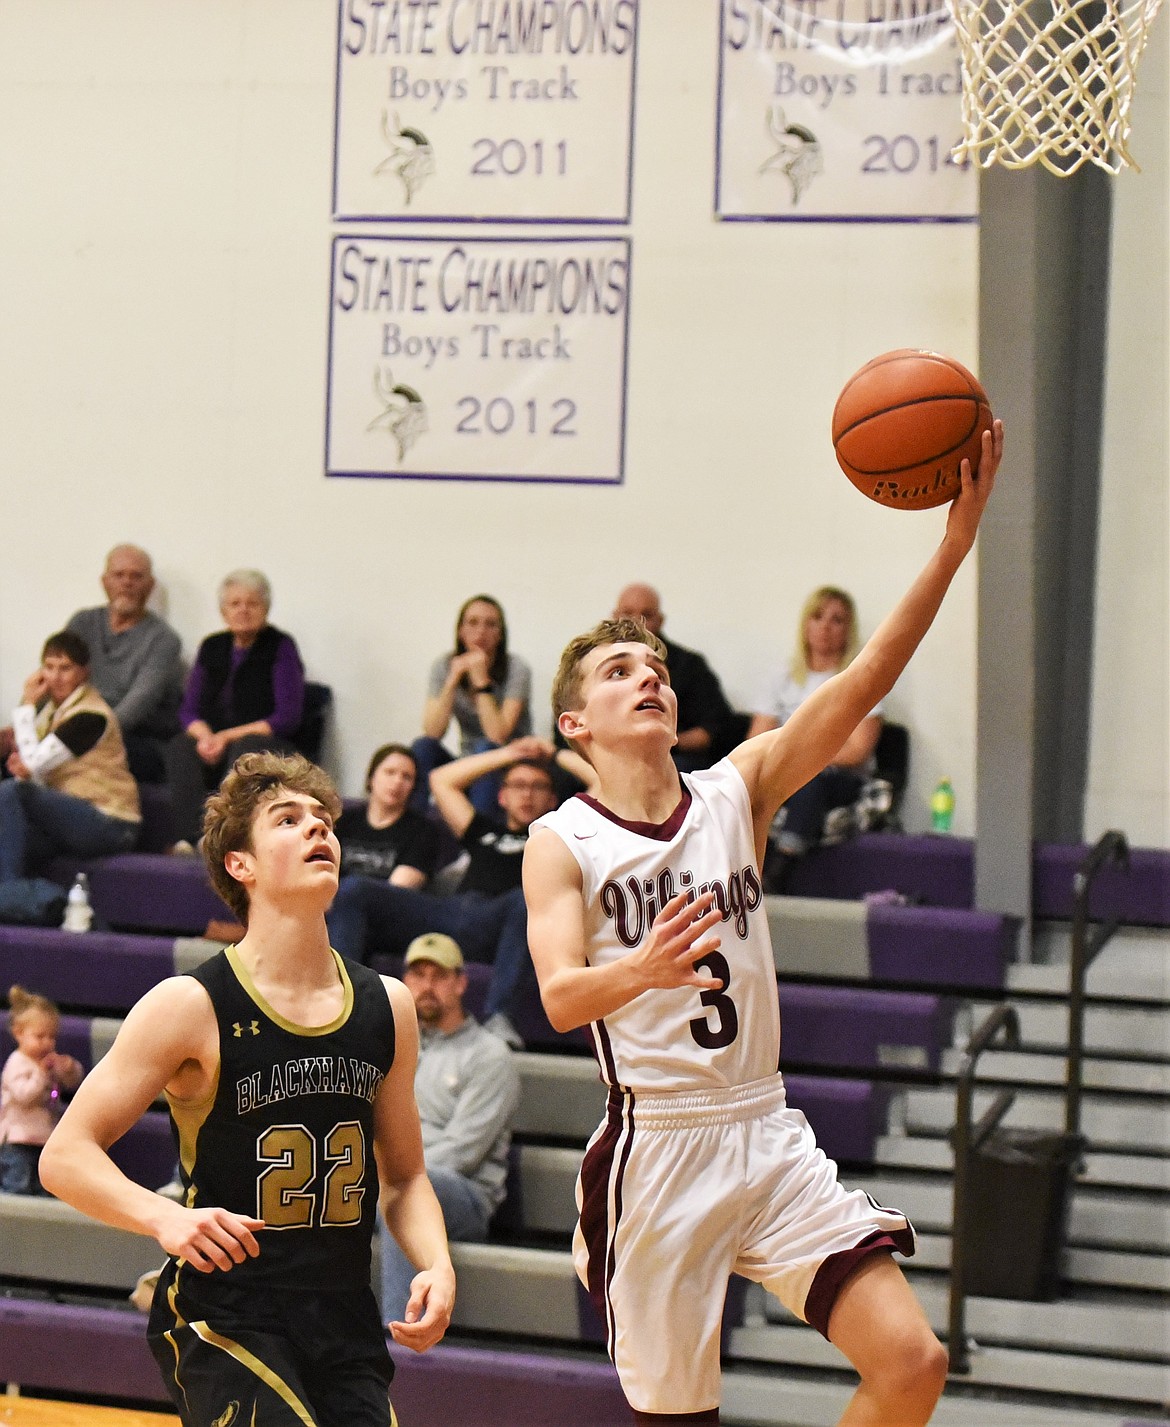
[232, 1021, 260, 1038]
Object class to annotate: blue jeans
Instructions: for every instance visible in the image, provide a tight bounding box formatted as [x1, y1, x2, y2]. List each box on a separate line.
[0, 778, 139, 882]
[165, 731, 298, 846]
[326, 879, 533, 1022]
[379, 1165, 490, 1322]
[410, 736, 503, 818]
[0, 1142, 47, 1195]
[772, 766, 866, 854]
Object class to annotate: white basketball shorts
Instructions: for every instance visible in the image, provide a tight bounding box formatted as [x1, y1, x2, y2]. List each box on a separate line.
[573, 1072, 914, 1414]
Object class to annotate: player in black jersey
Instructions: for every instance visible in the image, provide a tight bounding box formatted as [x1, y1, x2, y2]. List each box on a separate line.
[42, 752, 454, 1426]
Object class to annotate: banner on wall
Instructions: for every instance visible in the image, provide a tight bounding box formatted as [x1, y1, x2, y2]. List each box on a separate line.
[716, 0, 977, 221]
[333, 0, 638, 223]
[326, 234, 630, 484]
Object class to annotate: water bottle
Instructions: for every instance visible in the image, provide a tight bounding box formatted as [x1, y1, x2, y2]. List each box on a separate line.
[62, 873, 93, 933]
[930, 777, 955, 834]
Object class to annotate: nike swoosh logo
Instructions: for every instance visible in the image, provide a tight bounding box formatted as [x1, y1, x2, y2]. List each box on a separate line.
[573, 831, 596, 840]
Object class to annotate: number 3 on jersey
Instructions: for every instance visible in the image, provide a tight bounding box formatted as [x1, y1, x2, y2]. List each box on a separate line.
[256, 1121, 366, 1228]
[689, 951, 739, 1049]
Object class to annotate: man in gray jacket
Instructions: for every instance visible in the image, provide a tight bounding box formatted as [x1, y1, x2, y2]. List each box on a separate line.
[379, 932, 521, 1321]
[66, 545, 182, 782]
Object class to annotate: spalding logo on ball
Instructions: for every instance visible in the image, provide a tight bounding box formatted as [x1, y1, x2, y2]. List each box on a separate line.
[832, 349, 995, 511]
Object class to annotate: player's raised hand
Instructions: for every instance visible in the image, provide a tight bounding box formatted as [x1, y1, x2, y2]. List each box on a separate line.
[635, 891, 725, 992]
[155, 1202, 264, 1273]
[389, 1263, 456, 1352]
[946, 418, 1003, 550]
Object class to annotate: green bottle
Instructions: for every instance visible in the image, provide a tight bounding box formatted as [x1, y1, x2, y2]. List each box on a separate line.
[931, 778, 955, 833]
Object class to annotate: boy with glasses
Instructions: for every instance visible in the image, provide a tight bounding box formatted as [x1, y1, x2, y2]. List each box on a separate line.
[327, 737, 568, 1047]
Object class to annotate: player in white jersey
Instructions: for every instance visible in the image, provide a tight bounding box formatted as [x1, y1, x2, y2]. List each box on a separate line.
[523, 423, 1002, 1426]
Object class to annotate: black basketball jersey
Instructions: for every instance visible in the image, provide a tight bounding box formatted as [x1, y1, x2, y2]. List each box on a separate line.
[168, 946, 395, 1290]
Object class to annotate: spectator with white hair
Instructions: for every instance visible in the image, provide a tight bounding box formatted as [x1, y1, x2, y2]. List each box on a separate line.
[65, 544, 183, 782]
[164, 570, 305, 849]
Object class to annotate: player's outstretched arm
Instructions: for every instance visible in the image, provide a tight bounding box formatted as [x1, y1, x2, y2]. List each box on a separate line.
[732, 420, 1003, 855]
[524, 829, 726, 1032]
[39, 978, 264, 1273]
[376, 977, 455, 1352]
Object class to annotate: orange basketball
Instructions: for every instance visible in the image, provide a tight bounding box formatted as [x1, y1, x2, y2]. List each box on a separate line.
[832, 349, 995, 511]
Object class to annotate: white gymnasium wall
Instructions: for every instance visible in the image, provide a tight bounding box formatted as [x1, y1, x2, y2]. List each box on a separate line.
[3, 0, 983, 826]
[1086, 24, 1170, 848]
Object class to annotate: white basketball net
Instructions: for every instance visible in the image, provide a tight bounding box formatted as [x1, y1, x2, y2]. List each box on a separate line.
[945, 0, 1164, 174]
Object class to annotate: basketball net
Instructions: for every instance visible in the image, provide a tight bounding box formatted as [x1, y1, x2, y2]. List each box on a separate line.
[945, 0, 1165, 174]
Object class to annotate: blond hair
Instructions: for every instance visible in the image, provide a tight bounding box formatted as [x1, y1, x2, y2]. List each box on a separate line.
[202, 752, 342, 925]
[7, 985, 60, 1031]
[790, 586, 860, 684]
[551, 617, 668, 724]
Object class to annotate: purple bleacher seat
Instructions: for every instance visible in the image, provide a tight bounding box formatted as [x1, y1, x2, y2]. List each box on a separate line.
[779, 984, 948, 1072]
[783, 1074, 881, 1163]
[866, 903, 1015, 989]
[786, 833, 974, 907]
[0, 926, 176, 1011]
[0, 1298, 169, 1402]
[390, 1340, 626, 1426]
[1033, 843, 1170, 927]
[50, 852, 231, 934]
[108, 1110, 177, 1191]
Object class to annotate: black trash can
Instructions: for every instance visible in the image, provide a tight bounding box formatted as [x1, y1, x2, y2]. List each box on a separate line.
[964, 1129, 1084, 1301]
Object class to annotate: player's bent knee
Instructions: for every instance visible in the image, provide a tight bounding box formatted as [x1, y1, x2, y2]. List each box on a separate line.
[862, 1327, 947, 1402]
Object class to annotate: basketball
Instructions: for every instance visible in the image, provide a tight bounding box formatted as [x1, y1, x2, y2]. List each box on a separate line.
[831, 349, 995, 511]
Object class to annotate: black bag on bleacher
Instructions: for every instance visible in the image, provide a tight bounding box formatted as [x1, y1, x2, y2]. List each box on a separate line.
[0, 877, 67, 927]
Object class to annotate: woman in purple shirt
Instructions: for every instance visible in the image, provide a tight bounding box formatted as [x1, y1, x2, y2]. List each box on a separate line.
[164, 570, 305, 849]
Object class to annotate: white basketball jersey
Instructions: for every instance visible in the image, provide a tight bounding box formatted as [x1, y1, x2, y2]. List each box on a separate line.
[533, 759, 780, 1093]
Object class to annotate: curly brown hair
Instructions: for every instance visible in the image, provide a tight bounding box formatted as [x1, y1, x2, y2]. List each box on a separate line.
[202, 752, 342, 925]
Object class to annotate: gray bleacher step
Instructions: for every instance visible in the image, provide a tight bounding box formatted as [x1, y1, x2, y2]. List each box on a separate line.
[720, 1364, 1152, 1427]
[907, 1170, 1170, 1251]
[448, 1242, 582, 1340]
[1021, 926, 1170, 1002]
[173, 936, 227, 973]
[513, 1145, 581, 1234]
[506, 1146, 1170, 1292]
[906, 1230, 1170, 1293]
[875, 1134, 1170, 1191]
[728, 1323, 1170, 1409]
[958, 997, 1170, 1058]
[513, 1052, 605, 1140]
[899, 1084, 1170, 1152]
[89, 1015, 123, 1063]
[0, 1194, 162, 1289]
[843, 1171, 1170, 1251]
[441, 1241, 1170, 1409]
[761, 1277, 1169, 1360]
[766, 895, 868, 979]
[938, 1047, 1170, 1094]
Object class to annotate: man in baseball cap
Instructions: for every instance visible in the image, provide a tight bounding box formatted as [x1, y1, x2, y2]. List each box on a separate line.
[380, 933, 521, 1321]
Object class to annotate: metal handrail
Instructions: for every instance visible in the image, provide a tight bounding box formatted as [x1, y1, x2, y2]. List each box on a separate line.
[1066, 830, 1129, 1139]
[947, 1003, 1021, 1375]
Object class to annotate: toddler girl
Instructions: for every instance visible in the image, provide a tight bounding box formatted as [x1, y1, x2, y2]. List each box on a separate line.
[1, 985, 84, 1194]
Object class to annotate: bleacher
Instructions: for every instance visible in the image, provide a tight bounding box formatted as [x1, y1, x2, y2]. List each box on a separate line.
[1, 826, 1168, 1426]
